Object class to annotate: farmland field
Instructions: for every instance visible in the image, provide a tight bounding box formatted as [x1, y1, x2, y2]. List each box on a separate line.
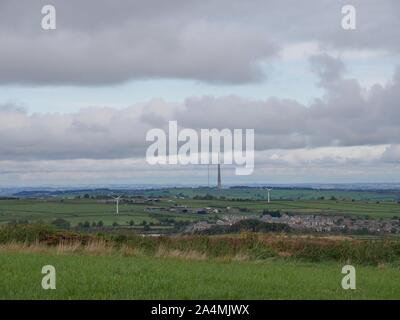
[1, 223, 400, 300]
[175, 199, 400, 218]
[1, 186, 400, 300]
[1, 250, 400, 299]
[0, 198, 203, 227]
[1, 191, 400, 228]
[129, 187, 400, 202]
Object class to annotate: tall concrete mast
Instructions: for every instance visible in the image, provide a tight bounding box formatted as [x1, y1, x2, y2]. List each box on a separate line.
[217, 153, 222, 189]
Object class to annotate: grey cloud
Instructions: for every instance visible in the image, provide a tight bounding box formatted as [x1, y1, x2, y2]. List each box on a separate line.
[381, 145, 400, 163]
[0, 0, 399, 85]
[0, 103, 27, 113]
[309, 54, 345, 85]
[172, 61, 400, 150]
[0, 105, 152, 160]
[1, 61, 400, 161]
[0, 0, 277, 85]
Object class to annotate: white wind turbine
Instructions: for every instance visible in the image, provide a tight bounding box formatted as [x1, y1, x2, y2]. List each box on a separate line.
[112, 195, 122, 214]
[266, 188, 273, 203]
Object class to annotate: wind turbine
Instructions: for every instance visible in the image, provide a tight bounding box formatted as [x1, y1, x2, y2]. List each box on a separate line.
[112, 195, 122, 214]
[266, 188, 273, 203]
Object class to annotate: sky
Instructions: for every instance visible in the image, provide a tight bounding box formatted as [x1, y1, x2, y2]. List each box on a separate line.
[0, 0, 400, 187]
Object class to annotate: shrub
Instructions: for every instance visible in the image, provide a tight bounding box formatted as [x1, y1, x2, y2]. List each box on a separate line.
[51, 218, 71, 229]
[0, 224, 90, 246]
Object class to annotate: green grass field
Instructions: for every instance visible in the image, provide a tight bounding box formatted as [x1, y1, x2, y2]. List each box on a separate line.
[1, 195, 400, 228]
[133, 187, 400, 202]
[1, 187, 400, 300]
[1, 251, 399, 299]
[0, 199, 203, 227]
[176, 198, 400, 218]
[2, 224, 400, 300]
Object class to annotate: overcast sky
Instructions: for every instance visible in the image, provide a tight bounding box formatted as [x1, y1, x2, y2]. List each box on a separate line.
[0, 0, 399, 186]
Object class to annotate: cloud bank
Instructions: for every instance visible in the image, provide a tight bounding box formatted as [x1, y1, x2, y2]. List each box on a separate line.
[0, 0, 399, 85]
[0, 57, 399, 163]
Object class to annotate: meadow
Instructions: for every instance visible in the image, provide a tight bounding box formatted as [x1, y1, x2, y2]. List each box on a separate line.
[1, 193, 400, 228]
[133, 187, 400, 202]
[1, 187, 400, 300]
[0, 198, 200, 227]
[1, 249, 400, 299]
[1, 224, 400, 299]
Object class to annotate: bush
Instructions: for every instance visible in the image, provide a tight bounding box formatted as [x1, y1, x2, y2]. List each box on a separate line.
[197, 219, 290, 235]
[51, 218, 71, 229]
[8, 219, 29, 226]
[262, 209, 281, 217]
[2, 224, 400, 265]
[0, 224, 90, 245]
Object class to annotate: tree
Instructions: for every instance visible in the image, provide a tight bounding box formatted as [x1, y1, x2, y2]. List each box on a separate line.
[83, 221, 90, 228]
[262, 209, 281, 217]
[51, 218, 70, 229]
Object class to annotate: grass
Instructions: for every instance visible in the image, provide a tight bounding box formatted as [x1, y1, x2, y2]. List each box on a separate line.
[176, 199, 400, 218]
[2, 224, 400, 300]
[134, 187, 400, 202]
[3, 224, 400, 265]
[0, 199, 201, 227]
[1, 249, 400, 299]
[1, 196, 400, 228]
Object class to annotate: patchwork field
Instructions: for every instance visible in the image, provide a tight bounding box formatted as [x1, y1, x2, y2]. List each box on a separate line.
[0, 199, 201, 227]
[1, 187, 400, 300]
[132, 187, 400, 202]
[1, 193, 400, 228]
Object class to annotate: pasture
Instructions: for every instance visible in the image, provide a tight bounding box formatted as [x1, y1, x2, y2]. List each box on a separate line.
[0, 194, 400, 227]
[141, 187, 400, 201]
[1, 224, 400, 299]
[1, 250, 400, 299]
[176, 198, 400, 218]
[0, 198, 203, 227]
